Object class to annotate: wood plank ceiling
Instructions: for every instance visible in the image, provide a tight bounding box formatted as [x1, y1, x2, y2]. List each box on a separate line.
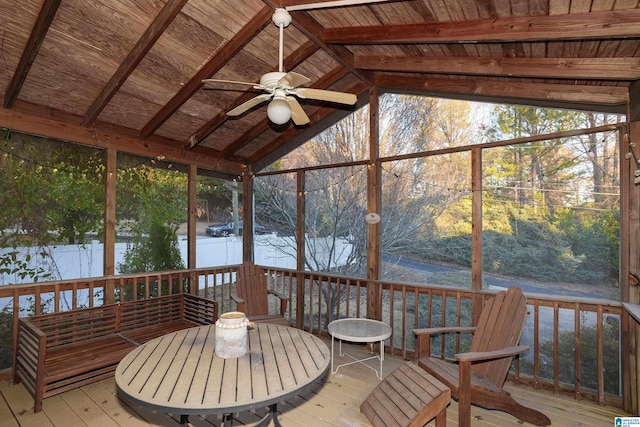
[0, 0, 638, 177]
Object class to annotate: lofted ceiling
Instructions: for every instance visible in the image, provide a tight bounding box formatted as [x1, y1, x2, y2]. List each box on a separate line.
[0, 0, 638, 177]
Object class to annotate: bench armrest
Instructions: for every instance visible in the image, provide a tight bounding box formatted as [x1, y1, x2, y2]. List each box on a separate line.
[14, 318, 48, 411]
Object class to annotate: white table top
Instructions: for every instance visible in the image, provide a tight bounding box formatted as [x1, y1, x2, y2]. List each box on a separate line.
[328, 318, 392, 342]
[115, 323, 330, 416]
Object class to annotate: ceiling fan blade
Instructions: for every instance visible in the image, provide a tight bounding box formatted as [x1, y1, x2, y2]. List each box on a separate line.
[227, 93, 273, 116]
[295, 88, 357, 105]
[202, 78, 259, 87]
[285, 97, 310, 126]
[278, 72, 311, 88]
[285, 0, 392, 11]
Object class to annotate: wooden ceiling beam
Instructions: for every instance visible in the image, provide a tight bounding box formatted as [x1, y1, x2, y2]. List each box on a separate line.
[287, 10, 374, 85]
[140, 6, 273, 139]
[3, 0, 61, 108]
[83, 0, 189, 126]
[187, 40, 320, 149]
[1, 102, 244, 175]
[323, 9, 640, 44]
[375, 74, 628, 114]
[222, 66, 352, 157]
[355, 56, 640, 80]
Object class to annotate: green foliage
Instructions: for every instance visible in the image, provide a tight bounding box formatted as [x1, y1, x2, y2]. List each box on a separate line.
[418, 199, 617, 285]
[116, 157, 188, 277]
[116, 161, 188, 228]
[0, 131, 104, 246]
[118, 218, 185, 274]
[0, 249, 51, 283]
[553, 208, 619, 283]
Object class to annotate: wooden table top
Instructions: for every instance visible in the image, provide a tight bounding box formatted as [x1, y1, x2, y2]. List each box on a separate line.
[115, 323, 330, 416]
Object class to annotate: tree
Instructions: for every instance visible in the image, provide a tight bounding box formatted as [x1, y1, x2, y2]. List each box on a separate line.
[118, 218, 185, 274]
[116, 159, 188, 276]
[487, 106, 583, 210]
[0, 130, 104, 282]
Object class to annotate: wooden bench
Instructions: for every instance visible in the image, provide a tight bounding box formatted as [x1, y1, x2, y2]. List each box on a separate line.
[13, 293, 217, 412]
[360, 361, 451, 427]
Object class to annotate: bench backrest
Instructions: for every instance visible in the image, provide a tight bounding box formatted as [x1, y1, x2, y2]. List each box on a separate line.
[118, 294, 183, 332]
[118, 293, 217, 331]
[24, 294, 217, 346]
[182, 293, 217, 325]
[27, 305, 119, 347]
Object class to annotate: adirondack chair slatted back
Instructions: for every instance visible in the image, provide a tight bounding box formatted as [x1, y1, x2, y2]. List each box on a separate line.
[469, 286, 527, 387]
[235, 262, 269, 317]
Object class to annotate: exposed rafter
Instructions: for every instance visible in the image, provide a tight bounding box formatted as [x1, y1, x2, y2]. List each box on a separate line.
[140, 6, 273, 139]
[288, 11, 374, 86]
[355, 56, 640, 80]
[83, 0, 189, 126]
[3, 0, 61, 108]
[323, 9, 640, 44]
[375, 74, 628, 114]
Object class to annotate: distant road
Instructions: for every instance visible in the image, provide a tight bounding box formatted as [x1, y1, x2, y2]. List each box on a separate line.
[382, 254, 596, 299]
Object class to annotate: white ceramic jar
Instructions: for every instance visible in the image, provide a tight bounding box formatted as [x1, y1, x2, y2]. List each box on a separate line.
[214, 311, 248, 358]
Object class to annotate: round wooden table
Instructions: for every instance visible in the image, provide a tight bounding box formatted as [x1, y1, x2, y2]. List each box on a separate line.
[115, 323, 330, 426]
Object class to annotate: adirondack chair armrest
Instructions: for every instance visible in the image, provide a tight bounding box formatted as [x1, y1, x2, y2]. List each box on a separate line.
[267, 289, 289, 316]
[454, 345, 530, 363]
[454, 343, 530, 425]
[231, 293, 245, 312]
[413, 326, 476, 359]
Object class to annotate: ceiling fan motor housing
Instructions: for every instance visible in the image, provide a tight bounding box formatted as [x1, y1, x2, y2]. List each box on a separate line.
[260, 72, 290, 88]
[272, 8, 292, 27]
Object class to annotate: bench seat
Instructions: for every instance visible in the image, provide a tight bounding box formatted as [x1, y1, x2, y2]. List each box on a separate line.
[119, 319, 200, 344]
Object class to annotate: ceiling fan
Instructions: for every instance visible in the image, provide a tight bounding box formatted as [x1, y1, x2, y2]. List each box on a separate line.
[202, 8, 359, 126]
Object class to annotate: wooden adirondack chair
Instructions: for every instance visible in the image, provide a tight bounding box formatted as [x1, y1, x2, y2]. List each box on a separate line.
[414, 286, 550, 427]
[231, 261, 290, 325]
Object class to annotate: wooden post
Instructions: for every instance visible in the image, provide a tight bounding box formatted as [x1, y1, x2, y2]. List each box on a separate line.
[243, 168, 254, 263]
[366, 86, 380, 320]
[295, 170, 306, 329]
[104, 147, 116, 305]
[471, 147, 483, 325]
[625, 77, 640, 414]
[187, 164, 197, 295]
[624, 116, 640, 414]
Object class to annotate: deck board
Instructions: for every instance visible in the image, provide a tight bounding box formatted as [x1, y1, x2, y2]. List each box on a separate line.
[2, 339, 631, 426]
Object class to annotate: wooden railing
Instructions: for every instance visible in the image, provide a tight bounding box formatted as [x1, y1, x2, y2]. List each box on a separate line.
[260, 266, 624, 408]
[0, 265, 625, 409]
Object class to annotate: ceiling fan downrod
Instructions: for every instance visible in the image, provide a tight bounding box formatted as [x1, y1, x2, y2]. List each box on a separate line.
[272, 9, 292, 73]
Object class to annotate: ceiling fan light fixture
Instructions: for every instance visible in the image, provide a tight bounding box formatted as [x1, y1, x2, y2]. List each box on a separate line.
[267, 97, 291, 124]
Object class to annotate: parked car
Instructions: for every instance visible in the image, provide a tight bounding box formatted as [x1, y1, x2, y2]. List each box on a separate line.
[206, 221, 268, 237]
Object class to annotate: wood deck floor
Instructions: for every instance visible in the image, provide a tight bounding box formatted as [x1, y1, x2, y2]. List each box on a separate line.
[1, 340, 630, 427]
